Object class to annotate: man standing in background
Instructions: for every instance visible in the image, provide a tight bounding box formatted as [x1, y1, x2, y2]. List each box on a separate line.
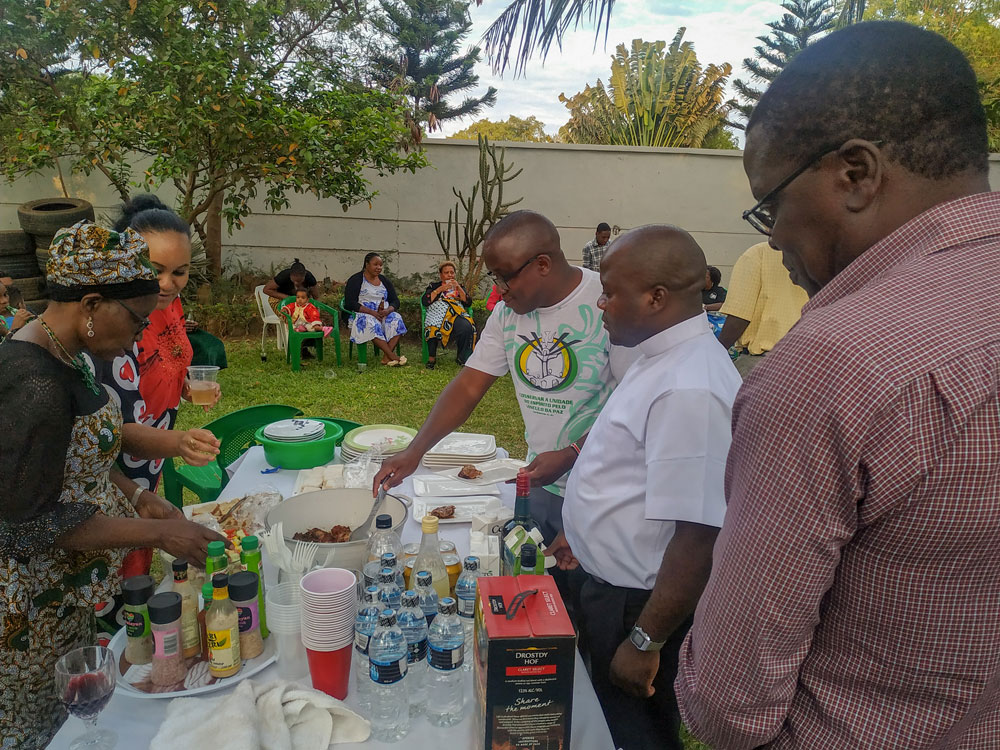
[717, 241, 808, 378]
[582, 222, 612, 271]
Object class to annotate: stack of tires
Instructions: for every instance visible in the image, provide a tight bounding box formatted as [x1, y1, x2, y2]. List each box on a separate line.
[9, 198, 95, 312]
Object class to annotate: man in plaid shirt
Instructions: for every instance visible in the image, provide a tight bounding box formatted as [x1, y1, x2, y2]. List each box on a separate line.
[676, 22, 1000, 749]
[581, 222, 612, 271]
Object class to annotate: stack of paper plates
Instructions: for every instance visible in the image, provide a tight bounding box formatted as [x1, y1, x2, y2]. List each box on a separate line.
[421, 432, 497, 468]
[341, 424, 417, 462]
[262, 419, 326, 443]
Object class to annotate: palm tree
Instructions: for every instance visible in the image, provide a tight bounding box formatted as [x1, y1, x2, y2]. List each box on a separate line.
[559, 31, 735, 149]
[480, 0, 616, 74]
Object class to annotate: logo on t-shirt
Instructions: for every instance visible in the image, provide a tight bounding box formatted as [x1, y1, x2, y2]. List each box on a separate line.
[514, 332, 581, 392]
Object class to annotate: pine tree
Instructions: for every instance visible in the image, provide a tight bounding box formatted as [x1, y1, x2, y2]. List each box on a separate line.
[732, 0, 836, 128]
[373, 0, 498, 134]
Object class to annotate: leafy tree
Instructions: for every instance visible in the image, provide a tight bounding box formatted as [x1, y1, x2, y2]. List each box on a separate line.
[450, 115, 553, 142]
[732, 0, 836, 128]
[558, 32, 736, 149]
[373, 0, 497, 133]
[859, 0, 1000, 150]
[1, 0, 425, 277]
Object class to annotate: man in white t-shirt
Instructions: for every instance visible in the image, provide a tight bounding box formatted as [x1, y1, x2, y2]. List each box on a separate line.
[548, 225, 741, 750]
[374, 210, 627, 545]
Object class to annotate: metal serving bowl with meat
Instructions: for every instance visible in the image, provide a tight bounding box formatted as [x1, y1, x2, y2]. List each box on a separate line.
[265, 488, 409, 572]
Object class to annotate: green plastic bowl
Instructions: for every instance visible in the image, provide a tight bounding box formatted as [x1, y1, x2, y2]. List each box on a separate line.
[306, 418, 363, 447]
[254, 421, 344, 470]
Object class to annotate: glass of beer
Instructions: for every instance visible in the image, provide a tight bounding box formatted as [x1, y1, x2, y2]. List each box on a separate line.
[186, 365, 220, 406]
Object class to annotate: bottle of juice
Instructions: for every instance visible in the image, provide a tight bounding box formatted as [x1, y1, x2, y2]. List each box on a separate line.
[412, 516, 450, 600]
[206, 573, 242, 678]
[240, 535, 268, 639]
[171, 559, 201, 659]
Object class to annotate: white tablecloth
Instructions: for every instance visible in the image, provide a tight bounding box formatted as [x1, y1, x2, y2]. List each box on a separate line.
[49, 447, 616, 750]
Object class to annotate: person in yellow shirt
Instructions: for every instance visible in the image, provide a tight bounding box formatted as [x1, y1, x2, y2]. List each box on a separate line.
[718, 242, 808, 378]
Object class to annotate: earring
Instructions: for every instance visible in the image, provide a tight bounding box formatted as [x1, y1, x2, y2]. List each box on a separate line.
[87, 317, 95, 338]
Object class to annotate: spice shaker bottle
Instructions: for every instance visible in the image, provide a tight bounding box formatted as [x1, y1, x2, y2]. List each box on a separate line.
[207, 573, 242, 678]
[122, 575, 155, 665]
[149, 591, 186, 687]
[240, 535, 269, 639]
[198, 580, 214, 662]
[229, 571, 265, 660]
[172, 558, 201, 659]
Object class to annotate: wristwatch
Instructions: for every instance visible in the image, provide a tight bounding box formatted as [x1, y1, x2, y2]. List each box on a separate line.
[629, 625, 665, 652]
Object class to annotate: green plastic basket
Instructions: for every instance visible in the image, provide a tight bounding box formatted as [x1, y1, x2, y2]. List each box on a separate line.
[254, 421, 344, 470]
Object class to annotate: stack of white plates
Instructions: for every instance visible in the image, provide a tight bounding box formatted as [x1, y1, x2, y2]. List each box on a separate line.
[421, 432, 497, 468]
[341, 424, 417, 462]
[262, 419, 326, 443]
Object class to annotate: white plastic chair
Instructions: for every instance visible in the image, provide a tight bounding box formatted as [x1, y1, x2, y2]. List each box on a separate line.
[254, 284, 287, 361]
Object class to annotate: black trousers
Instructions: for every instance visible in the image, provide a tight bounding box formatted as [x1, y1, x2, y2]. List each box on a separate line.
[426, 315, 475, 364]
[579, 574, 691, 750]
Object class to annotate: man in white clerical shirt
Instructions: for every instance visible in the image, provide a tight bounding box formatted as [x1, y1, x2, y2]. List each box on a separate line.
[546, 225, 741, 750]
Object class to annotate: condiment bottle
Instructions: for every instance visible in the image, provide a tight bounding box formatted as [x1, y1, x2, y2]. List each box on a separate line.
[229, 571, 265, 660]
[198, 581, 213, 662]
[122, 575, 155, 665]
[412, 516, 450, 599]
[205, 540, 228, 579]
[148, 591, 186, 687]
[439, 540, 462, 596]
[172, 558, 201, 659]
[240, 535, 268, 639]
[206, 573, 242, 678]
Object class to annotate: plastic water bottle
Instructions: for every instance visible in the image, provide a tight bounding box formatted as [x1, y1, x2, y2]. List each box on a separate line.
[368, 609, 410, 742]
[397, 590, 428, 716]
[414, 570, 439, 626]
[380, 551, 405, 590]
[366, 514, 404, 565]
[425, 597, 465, 727]
[455, 556, 480, 672]
[353, 586, 380, 714]
[377, 567, 402, 610]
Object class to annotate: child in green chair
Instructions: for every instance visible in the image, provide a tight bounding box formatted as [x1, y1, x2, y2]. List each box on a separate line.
[282, 289, 323, 333]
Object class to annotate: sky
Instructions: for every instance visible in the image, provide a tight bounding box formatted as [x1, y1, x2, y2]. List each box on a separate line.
[430, 0, 785, 139]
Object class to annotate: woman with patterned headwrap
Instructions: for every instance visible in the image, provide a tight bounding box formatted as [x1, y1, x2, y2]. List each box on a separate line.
[0, 222, 227, 749]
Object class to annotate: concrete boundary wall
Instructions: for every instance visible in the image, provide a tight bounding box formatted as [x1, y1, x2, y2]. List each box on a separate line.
[2, 141, 998, 286]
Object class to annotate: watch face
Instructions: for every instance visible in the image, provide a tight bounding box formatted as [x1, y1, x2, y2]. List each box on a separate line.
[630, 627, 648, 651]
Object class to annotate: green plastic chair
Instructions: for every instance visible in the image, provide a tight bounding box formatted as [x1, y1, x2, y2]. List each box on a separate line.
[339, 298, 400, 366]
[278, 296, 342, 371]
[161, 403, 304, 507]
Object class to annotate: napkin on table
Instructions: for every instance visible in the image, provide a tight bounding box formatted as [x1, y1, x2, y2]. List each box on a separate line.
[150, 679, 370, 750]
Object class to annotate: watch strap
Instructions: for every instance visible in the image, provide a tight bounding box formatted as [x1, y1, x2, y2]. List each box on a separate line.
[630, 624, 665, 652]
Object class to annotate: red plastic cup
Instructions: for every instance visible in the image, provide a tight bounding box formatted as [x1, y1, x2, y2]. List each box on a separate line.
[305, 643, 353, 700]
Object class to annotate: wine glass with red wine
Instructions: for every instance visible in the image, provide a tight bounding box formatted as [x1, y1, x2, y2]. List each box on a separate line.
[54, 645, 117, 749]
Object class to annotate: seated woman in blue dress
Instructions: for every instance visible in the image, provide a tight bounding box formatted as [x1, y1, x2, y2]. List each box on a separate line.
[342, 253, 408, 366]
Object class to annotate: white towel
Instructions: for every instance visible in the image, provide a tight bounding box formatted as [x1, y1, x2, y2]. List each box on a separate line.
[150, 679, 370, 750]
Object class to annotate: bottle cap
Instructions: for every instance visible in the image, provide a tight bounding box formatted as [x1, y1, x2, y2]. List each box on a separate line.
[515, 470, 530, 497]
[415, 570, 432, 586]
[463, 556, 479, 571]
[421, 515, 439, 534]
[171, 558, 188, 575]
[378, 609, 397, 627]
[378, 568, 395, 584]
[520, 543, 538, 567]
[147, 591, 182, 624]
[375, 514, 392, 530]
[470, 531, 484, 543]
[401, 591, 418, 608]
[380, 552, 397, 567]
[228, 571, 259, 602]
[438, 597, 458, 616]
[122, 574, 155, 606]
[242, 535, 259, 552]
[212, 573, 229, 588]
[207, 540, 225, 557]
[363, 585, 379, 603]
[202, 581, 214, 600]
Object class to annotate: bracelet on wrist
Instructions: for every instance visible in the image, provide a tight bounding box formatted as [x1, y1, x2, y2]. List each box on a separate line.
[569, 442, 582, 456]
[131, 485, 146, 507]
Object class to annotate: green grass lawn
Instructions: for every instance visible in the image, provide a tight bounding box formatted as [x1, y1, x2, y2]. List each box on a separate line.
[174, 335, 528, 458]
[173, 335, 711, 750]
